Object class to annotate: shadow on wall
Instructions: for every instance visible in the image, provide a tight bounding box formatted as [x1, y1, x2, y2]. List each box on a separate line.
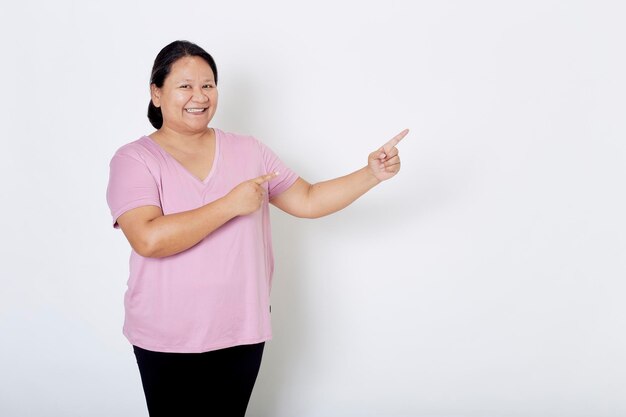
[248, 199, 444, 416]
[249, 212, 310, 416]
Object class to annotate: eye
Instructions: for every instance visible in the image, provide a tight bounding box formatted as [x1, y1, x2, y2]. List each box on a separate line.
[203, 83, 215, 89]
[179, 84, 191, 89]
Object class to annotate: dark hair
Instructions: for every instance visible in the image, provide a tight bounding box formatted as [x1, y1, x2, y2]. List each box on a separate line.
[147, 40, 218, 129]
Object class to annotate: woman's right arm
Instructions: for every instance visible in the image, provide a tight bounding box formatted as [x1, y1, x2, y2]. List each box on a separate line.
[117, 172, 278, 258]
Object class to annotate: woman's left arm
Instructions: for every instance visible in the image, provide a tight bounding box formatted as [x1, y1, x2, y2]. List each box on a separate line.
[270, 129, 408, 219]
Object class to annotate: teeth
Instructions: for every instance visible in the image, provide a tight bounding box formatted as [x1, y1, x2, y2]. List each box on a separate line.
[186, 108, 205, 113]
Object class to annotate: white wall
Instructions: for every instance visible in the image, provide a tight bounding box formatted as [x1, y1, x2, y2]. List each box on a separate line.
[1, 1, 625, 416]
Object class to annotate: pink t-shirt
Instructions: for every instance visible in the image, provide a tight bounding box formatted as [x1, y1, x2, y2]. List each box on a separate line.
[106, 129, 299, 353]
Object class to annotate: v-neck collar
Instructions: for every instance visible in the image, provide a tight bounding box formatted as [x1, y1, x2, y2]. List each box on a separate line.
[143, 129, 220, 185]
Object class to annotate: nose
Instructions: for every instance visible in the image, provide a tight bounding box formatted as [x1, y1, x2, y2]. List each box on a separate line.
[192, 86, 209, 103]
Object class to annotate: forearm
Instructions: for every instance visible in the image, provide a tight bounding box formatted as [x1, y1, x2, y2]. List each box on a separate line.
[306, 166, 380, 218]
[141, 197, 237, 258]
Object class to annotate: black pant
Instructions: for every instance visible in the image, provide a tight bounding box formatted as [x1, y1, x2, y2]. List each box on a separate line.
[133, 343, 265, 417]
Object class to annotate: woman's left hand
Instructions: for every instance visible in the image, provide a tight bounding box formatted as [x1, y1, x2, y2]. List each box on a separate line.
[368, 129, 409, 182]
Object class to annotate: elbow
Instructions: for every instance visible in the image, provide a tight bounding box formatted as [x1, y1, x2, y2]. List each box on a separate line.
[301, 184, 341, 219]
[292, 212, 320, 220]
[297, 206, 330, 219]
[296, 204, 320, 220]
[132, 241, 157, 258]
[302, 210, 325, 219]
[303, 194, 331, 219]
[131, 234, 165, 258]
[302, 184, 322, 219]
[303, 200, 334, 219]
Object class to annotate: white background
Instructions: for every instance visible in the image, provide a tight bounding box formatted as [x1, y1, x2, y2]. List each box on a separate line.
[1, 1, 625, 416]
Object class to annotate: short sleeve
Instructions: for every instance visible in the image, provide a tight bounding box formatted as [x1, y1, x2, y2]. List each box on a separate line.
[256, 139, 299, 199]
[106, 151, 161, 228]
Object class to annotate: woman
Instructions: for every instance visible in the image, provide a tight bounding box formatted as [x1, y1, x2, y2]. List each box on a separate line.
[107, 40, 407, 416]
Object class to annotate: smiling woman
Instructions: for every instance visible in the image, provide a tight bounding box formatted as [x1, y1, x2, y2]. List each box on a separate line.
[147, 42, 218, 131]
[106, 40, 407, 416]
[150, 57, 218, 136]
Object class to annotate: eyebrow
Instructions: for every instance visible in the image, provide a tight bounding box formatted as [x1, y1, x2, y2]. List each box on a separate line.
[177, 78, 215, 83]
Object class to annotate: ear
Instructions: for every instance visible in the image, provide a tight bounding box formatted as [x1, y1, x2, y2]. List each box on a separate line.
[150, 84, 161, 108]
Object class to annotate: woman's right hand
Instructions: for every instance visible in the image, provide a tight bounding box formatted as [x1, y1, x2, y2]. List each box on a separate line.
[226, 172, 279, 216]
[115, 172, 279, 258]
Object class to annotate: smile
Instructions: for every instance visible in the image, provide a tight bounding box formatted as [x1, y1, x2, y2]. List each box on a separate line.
[185, 108, 207, 113]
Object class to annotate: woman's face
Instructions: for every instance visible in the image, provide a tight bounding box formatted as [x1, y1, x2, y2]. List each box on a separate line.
[151, 56, 218, 134]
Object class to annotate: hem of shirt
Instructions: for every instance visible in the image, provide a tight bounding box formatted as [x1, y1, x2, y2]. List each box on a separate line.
[111, 200, 161, 228]
[125, 333, 273, 353]
[270, 173, 300, 199]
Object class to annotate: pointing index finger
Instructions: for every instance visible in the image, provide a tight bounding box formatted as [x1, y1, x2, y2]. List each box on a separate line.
[253, 171, 280, 185]
[382, 129, 409, 152]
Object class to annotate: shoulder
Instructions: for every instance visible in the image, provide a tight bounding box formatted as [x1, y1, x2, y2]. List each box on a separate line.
[110, 137, 159, 164]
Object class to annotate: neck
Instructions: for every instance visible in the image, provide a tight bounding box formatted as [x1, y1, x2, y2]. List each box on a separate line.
[152, 125, 213, 147]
